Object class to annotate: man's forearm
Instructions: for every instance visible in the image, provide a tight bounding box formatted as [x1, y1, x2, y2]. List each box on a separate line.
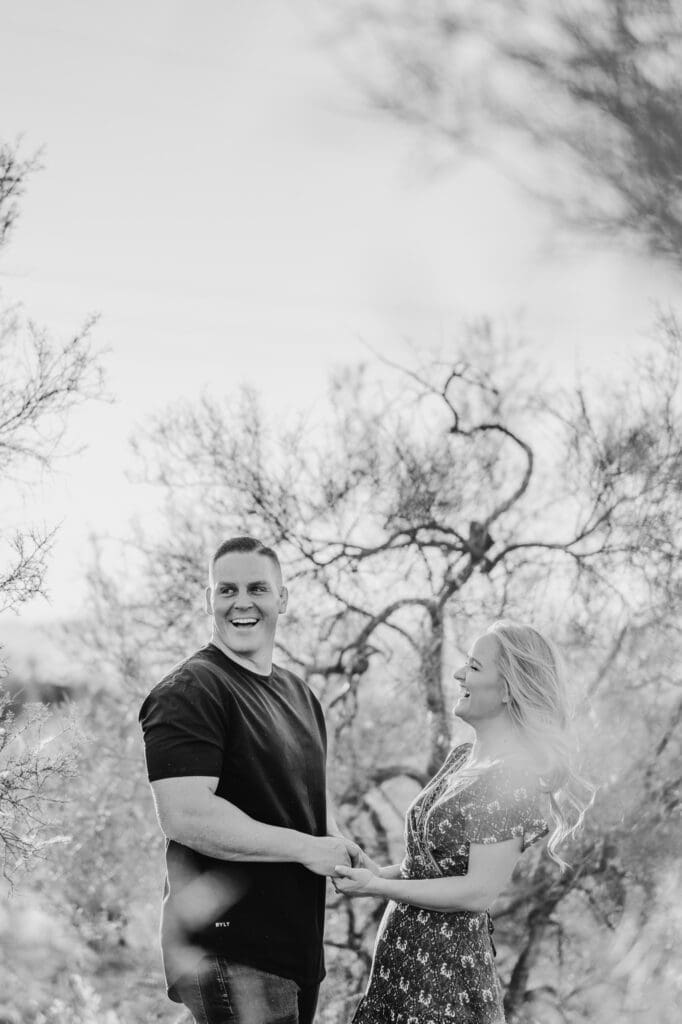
[163, 792, 308, 862]
[156, 788, 356, 874]
[369, 874, 489, 912]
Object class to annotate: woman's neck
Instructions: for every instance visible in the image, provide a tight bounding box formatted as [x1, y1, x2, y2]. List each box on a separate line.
[469, 716, 526, 764]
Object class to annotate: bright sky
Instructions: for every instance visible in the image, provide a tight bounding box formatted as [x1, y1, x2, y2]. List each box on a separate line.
[1, 0, 680, 639]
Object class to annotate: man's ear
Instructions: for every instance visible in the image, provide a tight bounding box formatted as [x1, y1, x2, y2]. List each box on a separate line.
[204, 586, 213, 615]
[279, 585, 289, 614]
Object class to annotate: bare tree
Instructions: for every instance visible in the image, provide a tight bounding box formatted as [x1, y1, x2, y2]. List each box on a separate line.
[0, 140, 41, 250]
[0, 138, 107, 879]
[0, 694, 79, 881]
[0, 141, 106, 616]
[1, 315, 105, 614]
[81, 319, 680, 1020]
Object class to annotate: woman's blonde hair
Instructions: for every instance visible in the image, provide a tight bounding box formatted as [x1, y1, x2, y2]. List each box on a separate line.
[486, 619, 595, 870]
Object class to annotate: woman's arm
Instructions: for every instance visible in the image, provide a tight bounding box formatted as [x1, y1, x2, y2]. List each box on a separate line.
[352, 848, 404, 879]
[334, 837, 522, 912]
[378, 863, 403, 879]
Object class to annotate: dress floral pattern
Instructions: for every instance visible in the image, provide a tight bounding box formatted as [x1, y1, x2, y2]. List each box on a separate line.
[352, 743, 549, 1024]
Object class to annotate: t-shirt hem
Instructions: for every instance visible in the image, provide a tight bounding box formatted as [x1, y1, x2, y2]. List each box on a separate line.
[166, 950, 326, 1000]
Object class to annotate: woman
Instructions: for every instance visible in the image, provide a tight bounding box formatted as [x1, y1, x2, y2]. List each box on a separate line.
[334, 620, 594, 1024]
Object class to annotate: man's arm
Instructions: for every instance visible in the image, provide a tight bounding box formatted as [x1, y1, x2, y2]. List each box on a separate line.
[152, 775, 359, 875]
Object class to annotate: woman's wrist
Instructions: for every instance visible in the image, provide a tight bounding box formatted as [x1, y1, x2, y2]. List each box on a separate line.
[371, 875, 391, 897]
[378, 862, 401, 879]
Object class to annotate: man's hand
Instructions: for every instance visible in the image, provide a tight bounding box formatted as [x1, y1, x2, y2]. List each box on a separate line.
[301, 835, 361, 876]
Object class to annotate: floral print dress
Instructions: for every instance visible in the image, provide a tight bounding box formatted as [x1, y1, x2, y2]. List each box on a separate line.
[352, 743, 549, 1024]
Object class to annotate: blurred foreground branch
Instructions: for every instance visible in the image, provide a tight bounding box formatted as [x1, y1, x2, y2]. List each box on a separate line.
[323, 0, 682, 262]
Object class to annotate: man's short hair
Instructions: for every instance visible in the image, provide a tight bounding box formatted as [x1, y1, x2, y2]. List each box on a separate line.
[209, 536, 282, 584]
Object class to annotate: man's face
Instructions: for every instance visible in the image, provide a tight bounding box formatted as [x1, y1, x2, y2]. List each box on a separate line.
[205, 552, 288, 667]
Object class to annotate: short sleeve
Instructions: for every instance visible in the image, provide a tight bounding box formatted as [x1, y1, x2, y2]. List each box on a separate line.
[461, 769, 549, 851]
[139, 670, 228, 782]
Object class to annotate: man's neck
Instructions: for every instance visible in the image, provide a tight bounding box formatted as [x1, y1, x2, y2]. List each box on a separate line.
[209, 634, 273, 676]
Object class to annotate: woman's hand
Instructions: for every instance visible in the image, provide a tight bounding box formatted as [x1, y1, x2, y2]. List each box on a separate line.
[333, 864, 385, 898]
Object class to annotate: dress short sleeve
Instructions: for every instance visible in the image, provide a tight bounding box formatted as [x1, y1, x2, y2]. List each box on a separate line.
[460, 767, 549, 851]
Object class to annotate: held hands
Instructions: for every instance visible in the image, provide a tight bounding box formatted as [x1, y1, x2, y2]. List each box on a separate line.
[302, 835, 361, 876]
[353, 848, 382, 875]
[332, 863, 383, 898]
[303, 833, 387, 895]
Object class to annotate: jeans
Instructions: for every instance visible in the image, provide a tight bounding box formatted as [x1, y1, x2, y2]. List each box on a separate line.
[174, 957, 320, 1024]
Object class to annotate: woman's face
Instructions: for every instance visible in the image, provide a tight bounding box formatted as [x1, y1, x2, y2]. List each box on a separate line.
[453, 633, 508, 725]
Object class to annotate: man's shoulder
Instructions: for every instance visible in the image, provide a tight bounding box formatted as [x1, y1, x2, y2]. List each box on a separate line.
[141, 646, 231, 708]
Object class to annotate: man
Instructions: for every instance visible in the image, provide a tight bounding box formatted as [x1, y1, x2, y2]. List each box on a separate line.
[139, 536, 359, 1024]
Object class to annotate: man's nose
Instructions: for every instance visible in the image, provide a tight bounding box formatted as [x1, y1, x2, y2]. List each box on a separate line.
[453, 665, 466, 683]
[234, 592, 253, 607]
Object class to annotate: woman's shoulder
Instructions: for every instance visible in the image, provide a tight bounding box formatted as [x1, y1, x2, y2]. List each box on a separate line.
[448, 741, 473, 762]
[454, 755, 548, 845]
[487, 753, 543, 790]
[458, 752, 544, 806]
[440, 741, 473, 776]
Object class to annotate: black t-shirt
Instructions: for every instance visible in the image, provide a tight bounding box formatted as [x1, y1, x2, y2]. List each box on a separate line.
[138, 643, 328, 997]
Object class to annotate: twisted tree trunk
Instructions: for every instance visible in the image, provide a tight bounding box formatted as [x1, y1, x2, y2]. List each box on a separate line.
[420, 605, 451, 777]
[503, 909, 550, 1022]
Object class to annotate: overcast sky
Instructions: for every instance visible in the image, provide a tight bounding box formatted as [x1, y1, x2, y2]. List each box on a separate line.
[1, 0, 679, 641]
